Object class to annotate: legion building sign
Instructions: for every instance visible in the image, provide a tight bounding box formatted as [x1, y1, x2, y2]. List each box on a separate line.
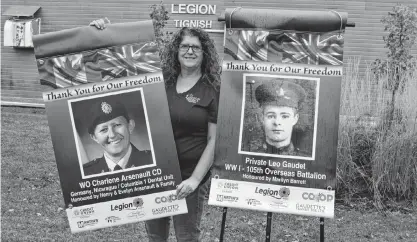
[171, 4, 217, 29]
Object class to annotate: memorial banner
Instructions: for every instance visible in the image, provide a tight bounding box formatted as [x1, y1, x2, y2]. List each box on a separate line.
[209, 9, 348, 218]
[33, 21, 187, 233]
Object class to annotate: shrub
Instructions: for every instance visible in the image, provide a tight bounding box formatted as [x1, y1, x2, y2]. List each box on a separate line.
[149, 1, 172, 55]
[337, 58, 382, 202]
[371, 70, 417, 207]
[372, 4, 417, 131]
[337, 58, 417, 207]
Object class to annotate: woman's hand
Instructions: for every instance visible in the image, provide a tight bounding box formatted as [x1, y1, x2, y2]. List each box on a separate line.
[176, 177, 200, 200]
[89, 17, 111, 30]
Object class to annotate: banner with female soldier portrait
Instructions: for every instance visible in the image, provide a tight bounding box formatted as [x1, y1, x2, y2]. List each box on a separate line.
[33, 21, 187, 233]
[209, 9, 349, 218]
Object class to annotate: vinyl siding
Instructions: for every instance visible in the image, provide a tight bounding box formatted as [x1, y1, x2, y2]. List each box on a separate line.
[1, 0, 224, 105]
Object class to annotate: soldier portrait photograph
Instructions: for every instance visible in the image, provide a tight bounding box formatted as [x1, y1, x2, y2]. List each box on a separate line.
[69, 88, 156, 178]
[238, 74, 319, 160]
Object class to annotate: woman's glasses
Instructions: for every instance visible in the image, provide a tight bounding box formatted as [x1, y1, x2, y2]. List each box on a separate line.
[179, 44, 202, 53]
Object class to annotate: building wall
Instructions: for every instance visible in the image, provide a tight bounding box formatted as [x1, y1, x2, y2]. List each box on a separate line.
[1, 0, 417, 105]
[1, 0, 224, 104]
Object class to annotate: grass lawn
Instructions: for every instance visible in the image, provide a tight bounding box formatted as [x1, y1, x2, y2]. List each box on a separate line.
[1, 106, 416, 242]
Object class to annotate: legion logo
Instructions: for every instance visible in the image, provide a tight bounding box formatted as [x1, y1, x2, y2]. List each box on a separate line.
[110, 197, 144, 212]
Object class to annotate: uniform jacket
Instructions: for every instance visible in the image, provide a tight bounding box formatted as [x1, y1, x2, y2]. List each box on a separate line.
[83, 144, 153, 176]
[250, 141, 309, 157]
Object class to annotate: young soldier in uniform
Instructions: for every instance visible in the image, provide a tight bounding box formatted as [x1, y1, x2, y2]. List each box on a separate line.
[251, 79, 309, 157]
[83, 98, 153, 176]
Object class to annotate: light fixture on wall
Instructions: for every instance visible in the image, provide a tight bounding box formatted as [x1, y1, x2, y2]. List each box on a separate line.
[3, 6, 41, 48]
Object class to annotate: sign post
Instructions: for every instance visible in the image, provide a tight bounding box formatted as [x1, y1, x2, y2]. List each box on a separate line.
[219, 207, 228, 242]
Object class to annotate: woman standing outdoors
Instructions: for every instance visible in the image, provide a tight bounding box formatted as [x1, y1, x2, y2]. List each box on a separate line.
[149, 26, 220, 242]
[90, 19, 221, 242]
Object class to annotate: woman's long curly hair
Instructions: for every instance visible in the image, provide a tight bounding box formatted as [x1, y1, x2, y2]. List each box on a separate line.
[161, 27, 221, 91]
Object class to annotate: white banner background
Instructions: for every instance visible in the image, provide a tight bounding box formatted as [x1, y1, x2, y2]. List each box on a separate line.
[67, 189, 187, 233]
[208, 179, 335, 218]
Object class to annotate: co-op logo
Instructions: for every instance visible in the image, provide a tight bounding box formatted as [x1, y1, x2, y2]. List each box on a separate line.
[155, 194, 177, 204]
[302, 192, 334, 202]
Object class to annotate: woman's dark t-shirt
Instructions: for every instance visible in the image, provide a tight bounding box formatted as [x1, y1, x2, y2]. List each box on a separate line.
[166, 76, 219, 182]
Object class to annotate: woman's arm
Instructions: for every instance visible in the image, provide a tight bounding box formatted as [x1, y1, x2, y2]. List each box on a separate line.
[176, 122, 216, 199]
[190, 122, 216, 183]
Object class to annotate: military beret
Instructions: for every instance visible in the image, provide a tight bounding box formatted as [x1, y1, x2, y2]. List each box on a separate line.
[88, 98, 130, 134]
[255, 79, 306, 109]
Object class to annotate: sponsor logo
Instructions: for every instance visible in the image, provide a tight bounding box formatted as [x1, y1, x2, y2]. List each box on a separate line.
[269, 199, 288, 208]
[296, 203, 326, 213]
[302, 192, 334, 202]
[279, 187, 290, 198]
[133, 198, 144, 208]
[246, 198, 262, 207]
[127, 211, 146, 220]
[111, 202, 134, 211]
[77, 219, 98, 228]
[223, 182, 239, 190]
[152, 205, 180, 215]
[254, 187, 290, 200]
[105, 216, 121, 223]
[216, 195, 238, 203]
[217, 182, 239, 193]
[111, 197, 144, 212]
[155, 194, 177, 204]
[73, 207, 94, 218]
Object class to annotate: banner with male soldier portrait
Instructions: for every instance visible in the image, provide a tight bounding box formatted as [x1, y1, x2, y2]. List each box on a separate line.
[209, 9, 349, 218]
[33, 21, 187, 233]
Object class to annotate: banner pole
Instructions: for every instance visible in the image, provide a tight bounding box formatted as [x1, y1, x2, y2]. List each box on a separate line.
[265, 212, 273, 242]
[320, 217, 325, 242]
[219, 207, 228, 242]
